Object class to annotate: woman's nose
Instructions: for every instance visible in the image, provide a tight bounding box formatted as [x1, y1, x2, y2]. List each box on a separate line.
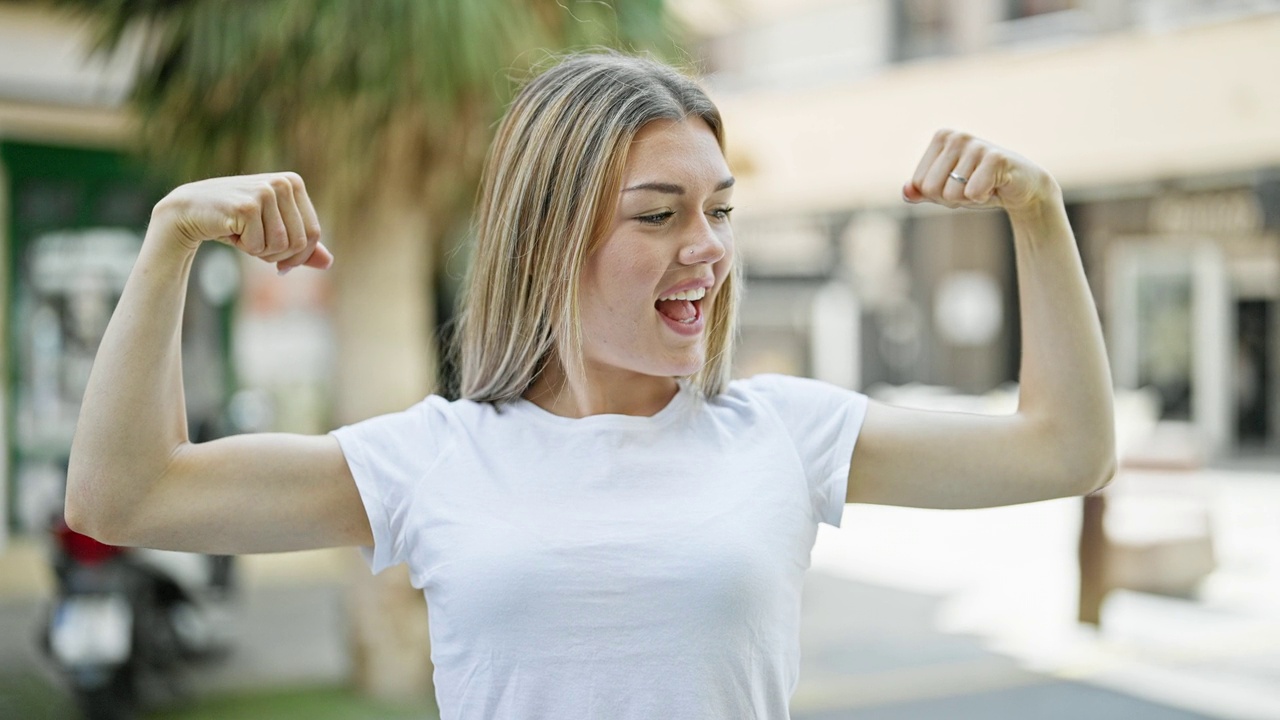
[679, 218, 727, 266]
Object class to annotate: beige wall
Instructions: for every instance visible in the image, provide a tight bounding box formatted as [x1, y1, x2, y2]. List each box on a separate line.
[0, 5, 137, 107]
[715, 14, 1280, 215]
[0, 5, 134, 146]
[0, 100, 130, 147]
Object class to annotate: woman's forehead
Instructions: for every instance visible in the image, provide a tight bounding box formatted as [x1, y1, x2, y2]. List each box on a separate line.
[622, 118, 729, 189]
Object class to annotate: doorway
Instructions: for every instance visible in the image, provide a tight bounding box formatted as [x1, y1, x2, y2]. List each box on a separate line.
[1235, 300, 1273, 446]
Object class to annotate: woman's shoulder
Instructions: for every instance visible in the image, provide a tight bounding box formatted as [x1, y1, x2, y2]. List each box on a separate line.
[713, 373, 868, 418]
[721, 373, 855, 400]
[333, 393, 502, 437]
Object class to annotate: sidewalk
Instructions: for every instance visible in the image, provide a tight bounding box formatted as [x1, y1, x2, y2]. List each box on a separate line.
[3, 468, 1276, 718]
[794, 572, 1216, 719]
[800, 466, 1280, 719]
[2, 571, 1229, 719]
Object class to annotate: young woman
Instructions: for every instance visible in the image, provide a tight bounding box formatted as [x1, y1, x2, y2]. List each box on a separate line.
[67, 52, 1115, 719]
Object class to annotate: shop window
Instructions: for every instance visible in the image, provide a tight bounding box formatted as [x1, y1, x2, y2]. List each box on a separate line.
[2, 142, 235, 535]
[1006, 0, 1081, 19]
[894, 0, 957, 62]
[995, 0, 1093, 46]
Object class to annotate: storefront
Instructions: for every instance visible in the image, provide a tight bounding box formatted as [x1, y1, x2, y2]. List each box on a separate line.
[1, 141, 239, 537]
[1076, 180, 1280, 459]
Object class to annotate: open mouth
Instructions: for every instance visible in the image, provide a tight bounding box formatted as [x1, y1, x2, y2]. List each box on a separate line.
[655, 287, 705, 325]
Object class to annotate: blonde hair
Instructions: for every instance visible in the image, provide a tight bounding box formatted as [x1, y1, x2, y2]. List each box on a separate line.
[456, 51, 739, 404]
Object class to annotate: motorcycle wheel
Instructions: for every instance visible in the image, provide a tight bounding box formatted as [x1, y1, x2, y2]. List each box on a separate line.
[75, 668, 136, 720]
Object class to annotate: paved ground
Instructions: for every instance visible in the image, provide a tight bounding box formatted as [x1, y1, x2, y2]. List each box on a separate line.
[798, 682, 1215, 720]
[0, 582, 350, 718]
[0, 571, 1236, 719]
[793, 573, 1217, 719]
[3, 465, 1276, 718]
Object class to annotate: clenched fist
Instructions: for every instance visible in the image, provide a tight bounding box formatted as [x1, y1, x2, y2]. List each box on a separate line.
[903, 130, 1060, 215]
[151, 172, 333, 275]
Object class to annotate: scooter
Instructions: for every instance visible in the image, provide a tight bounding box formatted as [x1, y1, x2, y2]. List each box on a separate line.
[42, 516, 236, 720]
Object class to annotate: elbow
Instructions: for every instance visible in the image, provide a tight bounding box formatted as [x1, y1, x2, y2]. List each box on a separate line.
[1066, 437, 1117, 499]
[63, 464, 94, 535]
[63, 474, 107, 541]
[63, 494, 90, 536]
[1033, 418, 1116, 500]
[1082, 452, 1117, 497]
[1035, 412, 1116, 500]
[63, 470, 132, 546]
[64, 501, 133, 547]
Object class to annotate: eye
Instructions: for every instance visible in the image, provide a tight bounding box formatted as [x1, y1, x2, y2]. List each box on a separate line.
[709, 206, 734, 221]
[637, 211, 675, 226]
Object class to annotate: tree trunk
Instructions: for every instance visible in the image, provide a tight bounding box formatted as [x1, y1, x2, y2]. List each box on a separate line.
[330, 200, 436, 700]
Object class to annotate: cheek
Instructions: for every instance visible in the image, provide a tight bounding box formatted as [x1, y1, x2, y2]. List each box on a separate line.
[584, 248, 651, 319]
[714, 239, 735, 281]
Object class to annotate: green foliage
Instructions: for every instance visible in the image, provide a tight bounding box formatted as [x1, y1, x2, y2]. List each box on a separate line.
[41, 0, 681, 201]
[0, 670, 77, 720]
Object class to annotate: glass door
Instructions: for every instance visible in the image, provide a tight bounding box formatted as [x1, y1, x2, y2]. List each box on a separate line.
[1108, 240, 1231, 458]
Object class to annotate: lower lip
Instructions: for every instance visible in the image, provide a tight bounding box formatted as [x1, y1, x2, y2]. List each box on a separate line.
[656, 302, 704, 336]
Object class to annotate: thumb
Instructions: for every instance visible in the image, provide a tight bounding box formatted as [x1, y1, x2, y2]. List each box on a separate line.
[302, 242, 334, 270]
[902, 182, 924, 203]
[274, 242, 334, 276]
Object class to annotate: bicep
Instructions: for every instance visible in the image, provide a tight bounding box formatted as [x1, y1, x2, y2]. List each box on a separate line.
[120, 432, 371, 554]
[846, 400, 1086, 509]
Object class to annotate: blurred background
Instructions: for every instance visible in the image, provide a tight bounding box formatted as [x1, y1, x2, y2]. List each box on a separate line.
[0, 0, 1277, 718]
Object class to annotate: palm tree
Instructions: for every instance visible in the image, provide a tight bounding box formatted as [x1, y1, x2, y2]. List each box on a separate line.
[41, 0, 680, 700]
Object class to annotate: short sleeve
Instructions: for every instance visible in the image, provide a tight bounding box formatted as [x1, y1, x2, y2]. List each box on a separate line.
[330, 396, 454, 575]
[743, 374, 869, 528]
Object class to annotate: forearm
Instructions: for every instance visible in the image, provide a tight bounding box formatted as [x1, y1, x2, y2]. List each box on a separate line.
[66, 226, 198, 534]
[1008, 193, 1116, 491]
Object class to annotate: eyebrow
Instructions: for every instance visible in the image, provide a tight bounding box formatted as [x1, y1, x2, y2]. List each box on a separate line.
[623, 177, 735, 195]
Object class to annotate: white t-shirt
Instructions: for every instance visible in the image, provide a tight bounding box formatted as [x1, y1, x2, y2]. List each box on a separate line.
[331, 374, 869, 720]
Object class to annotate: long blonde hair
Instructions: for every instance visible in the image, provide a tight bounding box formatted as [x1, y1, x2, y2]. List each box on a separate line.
[456, 51, 739, 404]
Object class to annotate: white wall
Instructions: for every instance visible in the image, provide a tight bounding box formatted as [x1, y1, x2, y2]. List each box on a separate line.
[713, 13, 1280, 215]
[0, 5, 138, 107]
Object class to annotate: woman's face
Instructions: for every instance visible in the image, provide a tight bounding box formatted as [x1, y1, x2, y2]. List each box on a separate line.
[579, 117, 735, 382]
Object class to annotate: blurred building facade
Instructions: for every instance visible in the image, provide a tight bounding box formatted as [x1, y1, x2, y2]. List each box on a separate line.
[691, 0, 1280, 463]
[0, 5, 145, 548]
[0, 5, 257, 549]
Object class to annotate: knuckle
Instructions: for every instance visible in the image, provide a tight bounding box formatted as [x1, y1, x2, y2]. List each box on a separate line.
[282, 171, 305, 190]
[269, 176, 292, 194]
[268, 223, 288, 247]
[233, 199, 258, 218]
[305, 224, 322, 243]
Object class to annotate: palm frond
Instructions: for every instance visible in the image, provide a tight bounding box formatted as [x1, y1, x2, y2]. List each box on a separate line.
[38, 0, 680, 191]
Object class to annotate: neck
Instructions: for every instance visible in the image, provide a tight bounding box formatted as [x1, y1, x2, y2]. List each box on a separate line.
[524, 360, 680, 418]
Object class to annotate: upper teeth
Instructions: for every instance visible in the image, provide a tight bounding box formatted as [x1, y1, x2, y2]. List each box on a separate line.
[659, 287, 706, 302]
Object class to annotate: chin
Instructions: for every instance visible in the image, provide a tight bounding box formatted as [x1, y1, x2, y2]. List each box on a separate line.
[664, 353, 707, 379]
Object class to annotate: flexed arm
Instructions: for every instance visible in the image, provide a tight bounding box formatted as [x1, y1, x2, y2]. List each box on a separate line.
[66, 174, 371, 553]
[847, 130, 1116, 509]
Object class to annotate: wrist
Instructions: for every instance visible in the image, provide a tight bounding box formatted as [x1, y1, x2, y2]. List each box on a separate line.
[143, 215, 202, 266]
[1005, 179, 1064, 228]
[148, 196, 204, 255]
